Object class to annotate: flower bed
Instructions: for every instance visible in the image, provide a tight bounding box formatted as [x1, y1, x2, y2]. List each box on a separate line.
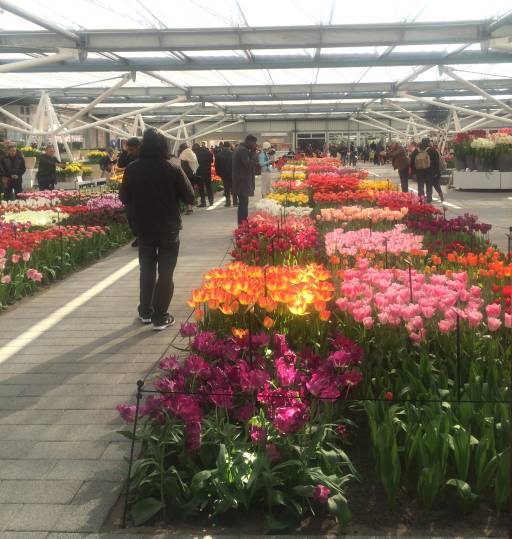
[118, 159, 510, 532]
[0, 189, 131, 308]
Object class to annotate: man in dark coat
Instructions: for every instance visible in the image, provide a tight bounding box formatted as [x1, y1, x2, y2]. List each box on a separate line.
[36, 145, 64, 191]
[117, 137, 140, 168]
[232, 134, 257, 225]
[193, 142, 214, 207]
[215, 141, 237, 207]
[0, 145, 26, 200]
[120, 129, 195, 331]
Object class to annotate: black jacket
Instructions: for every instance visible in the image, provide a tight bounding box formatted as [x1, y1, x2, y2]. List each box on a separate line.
[215, 147, 233, 180]
[37, 154, 59, 181]
[0, 154, 26, 179]
[194, 147, 213, 179]
[232, 143, 255, 197]
[117, 151, 136, 169]
[120, 158, 195, 244]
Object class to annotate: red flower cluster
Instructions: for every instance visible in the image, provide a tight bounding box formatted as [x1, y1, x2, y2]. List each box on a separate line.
[307, 174, 361, 194]
[231, 212, 318, 264]
[376, 192, 440, 218]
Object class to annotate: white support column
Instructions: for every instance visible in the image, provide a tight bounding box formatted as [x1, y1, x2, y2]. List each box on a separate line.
[55, 74, 132, 133]
[186, 119, 243, 141]
[0, 49, 79, 74]
[359, 114, 404, 138]
[0, 106, 32, 130]
[383, 99, 438, 130]
[442, 66, 512, 114]
[62, 96, 187, 135]
[164, 111, 224, 135]
[366, 108, 436, 133]
[452, 110, 461, 131]
[159, 103, 203, 131]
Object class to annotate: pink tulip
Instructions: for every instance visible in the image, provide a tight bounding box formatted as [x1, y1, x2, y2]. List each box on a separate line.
[11, 254, 20, 264]
[504, 313, 512, 329]
[438, 319, 455, 333]
[485, 303, 501, 318]
[1, 275, 11, 284]
[487, 317, 502, 332]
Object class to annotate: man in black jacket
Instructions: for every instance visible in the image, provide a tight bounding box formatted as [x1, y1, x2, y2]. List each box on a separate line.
[193, 142, 214, 207]
[232, 134, 257, 225]
[120, 129, 195, 331]
[215, 141, 237, 207]
[0, 145, 26, 200]
[36, 145, 64, 191]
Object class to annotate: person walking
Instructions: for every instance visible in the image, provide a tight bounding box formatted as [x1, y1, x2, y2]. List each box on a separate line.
[215, 141, 237, 206]
[120, 129, 195, 331]
[390, 142, 410, 193]
[233, 134, 257, 225]
[259, 141, 273, 198]
[178, 142, 199, 214]
[193, 142, 214, 207]
[0, 144, 26, 200]
[410, 138, 440, 203]
[117, 137, 140, 168]
[36, 145, 65, 191]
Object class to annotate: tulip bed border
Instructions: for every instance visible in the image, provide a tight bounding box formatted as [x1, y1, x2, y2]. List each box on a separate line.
[118, 160, 510, 533]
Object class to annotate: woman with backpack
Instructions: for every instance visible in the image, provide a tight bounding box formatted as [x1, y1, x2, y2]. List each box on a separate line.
[410, 138, 443, 203]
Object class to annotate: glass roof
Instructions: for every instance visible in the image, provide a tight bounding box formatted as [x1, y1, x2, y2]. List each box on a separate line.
[0, 0, 509, 111]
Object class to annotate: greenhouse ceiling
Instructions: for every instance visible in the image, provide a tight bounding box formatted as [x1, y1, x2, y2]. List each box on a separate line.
[0, 0, 510, 122]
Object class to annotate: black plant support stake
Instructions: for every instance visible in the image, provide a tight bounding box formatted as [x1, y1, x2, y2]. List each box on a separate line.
[248, 308, 254, 369]
[406, 260, 413, 303]
[384, 238, 388, 269]
[456, 313, 461, 402]
[122, 379, 144, 528]
[508, 227, 512, 260]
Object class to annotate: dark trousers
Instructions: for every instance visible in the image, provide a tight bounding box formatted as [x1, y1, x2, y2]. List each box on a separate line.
[38, 179, 55, 191]
[432, 175, 444, 200]
[398, 168, 409, 193]
[138, 238, 180, 323]
[3, 177, 22, 200]
[416, 172, 433, 202]
[222, 175, 237, 205]
[237, 195, 249, 225]
[197, 175, 214, 205]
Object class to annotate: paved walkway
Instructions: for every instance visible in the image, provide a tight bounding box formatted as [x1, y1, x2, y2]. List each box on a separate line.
[0, 199, 237, 538]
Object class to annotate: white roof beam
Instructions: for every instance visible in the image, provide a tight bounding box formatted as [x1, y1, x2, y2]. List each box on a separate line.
[0, 0, 80, 43]
[398, 92, 512, 126]
[441, 65, 512, 114]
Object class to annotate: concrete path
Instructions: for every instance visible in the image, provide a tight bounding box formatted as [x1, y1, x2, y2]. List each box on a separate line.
[0, 200, 237, 537]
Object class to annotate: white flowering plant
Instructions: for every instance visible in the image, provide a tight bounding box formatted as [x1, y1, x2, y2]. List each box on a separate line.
[2, 210, 69, 228]
[255, 198, 312, 218]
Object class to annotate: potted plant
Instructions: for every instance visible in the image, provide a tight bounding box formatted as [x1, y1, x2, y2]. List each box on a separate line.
[470, 137, 496, 172]
[452, 134, 469, 170]
[18, 146, 42, 169]
[84, 150, 107, 179]
[494, 134, 512, 172]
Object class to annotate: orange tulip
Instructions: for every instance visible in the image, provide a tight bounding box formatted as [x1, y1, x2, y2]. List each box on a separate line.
[232, 327, 249, 339]
[319, 310, 331, 321]
[263, 316, 275, 329]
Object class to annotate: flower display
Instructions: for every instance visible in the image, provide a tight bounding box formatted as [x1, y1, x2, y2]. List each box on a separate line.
[255, 197, 312, 218]
[317, 206, 408, 224]
[266, 192, 310, 206]
[232, 212, 318, 264]
[2, 209, 68, 227]
[335, 259, 505, 341]
[325, 224, 426, 257]
[116, 153, 510, 530]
